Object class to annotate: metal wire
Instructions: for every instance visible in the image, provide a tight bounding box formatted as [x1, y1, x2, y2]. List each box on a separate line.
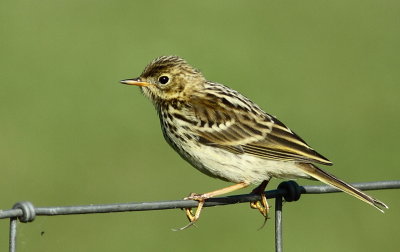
[1, 180, 399, 252]
[2, 180, 398, 220]
[302, 180, 400, 193]
[9, 218, 17, 252]
[275, 196, 283, 252]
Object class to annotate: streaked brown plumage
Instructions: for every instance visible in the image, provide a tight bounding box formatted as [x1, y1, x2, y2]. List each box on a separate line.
[121, 55, 388, 228]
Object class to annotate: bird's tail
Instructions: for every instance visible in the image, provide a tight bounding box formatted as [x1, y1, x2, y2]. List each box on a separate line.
[298, 163, 388, 212]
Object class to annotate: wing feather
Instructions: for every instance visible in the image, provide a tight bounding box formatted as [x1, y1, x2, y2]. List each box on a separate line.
[189, 91, 332, 166]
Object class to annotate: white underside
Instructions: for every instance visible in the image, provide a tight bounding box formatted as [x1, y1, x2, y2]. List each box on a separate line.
[180, 142, 310, 185]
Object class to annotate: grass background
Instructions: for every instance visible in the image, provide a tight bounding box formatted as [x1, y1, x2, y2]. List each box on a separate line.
[1, 1, 399, 251]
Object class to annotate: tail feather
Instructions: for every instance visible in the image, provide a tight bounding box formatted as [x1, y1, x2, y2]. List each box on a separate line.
[298, 163, 388, 212]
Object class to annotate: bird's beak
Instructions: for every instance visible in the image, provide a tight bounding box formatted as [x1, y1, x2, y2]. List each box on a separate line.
[120, 78, 151, 87]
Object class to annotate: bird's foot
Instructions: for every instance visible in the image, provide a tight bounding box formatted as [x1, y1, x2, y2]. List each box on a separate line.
[250, 192, 270, 230]
[184, 192, 209, 201]
[249, 180, 270, 228]
[184, 193, 208, 222]
[173, 183, 249, 231]
[172, 193, 207, 231]
[250, 192, 270, 217]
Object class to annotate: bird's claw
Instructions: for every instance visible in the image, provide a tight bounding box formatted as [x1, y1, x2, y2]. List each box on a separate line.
[250, 192, 270, 218]
[171, 219, 197, 231]
[173, 194, 206, 231]
[184, 192, 206, 201]
[250, 192, 270, 230]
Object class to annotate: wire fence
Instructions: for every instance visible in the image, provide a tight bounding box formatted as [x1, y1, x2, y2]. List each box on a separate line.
[1, 180, 399, 252]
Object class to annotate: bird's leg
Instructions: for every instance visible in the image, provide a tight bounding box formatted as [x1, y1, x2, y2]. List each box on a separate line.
[175, 182, 249, 230]
[250, 180, 270, 218]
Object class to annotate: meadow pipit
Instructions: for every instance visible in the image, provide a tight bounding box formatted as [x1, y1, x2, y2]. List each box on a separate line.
[120, 56, 388, 230]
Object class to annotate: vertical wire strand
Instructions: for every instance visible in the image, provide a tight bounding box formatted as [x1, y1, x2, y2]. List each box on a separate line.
[275, 196, 283, 252]
[9, 218, 17, 252]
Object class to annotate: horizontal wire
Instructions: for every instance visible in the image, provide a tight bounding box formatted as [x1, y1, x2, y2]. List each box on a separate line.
[1, 180, 398, 220]
[302, 180, 400, 194]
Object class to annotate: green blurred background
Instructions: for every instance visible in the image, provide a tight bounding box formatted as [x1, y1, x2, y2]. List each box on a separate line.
[1, 0, 399, 251]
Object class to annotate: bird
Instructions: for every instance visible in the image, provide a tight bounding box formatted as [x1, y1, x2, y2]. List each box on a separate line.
[120, 55, 388, 230]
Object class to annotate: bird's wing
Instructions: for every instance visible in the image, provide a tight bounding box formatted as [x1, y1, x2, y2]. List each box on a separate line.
[242, 116, 332, 165]
[190, 96, 332, 165]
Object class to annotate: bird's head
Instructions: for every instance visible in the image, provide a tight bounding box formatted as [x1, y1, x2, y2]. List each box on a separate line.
[121, 56, 206, 104]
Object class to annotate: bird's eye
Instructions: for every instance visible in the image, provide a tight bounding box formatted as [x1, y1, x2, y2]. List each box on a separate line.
[158, 76, 170, 84]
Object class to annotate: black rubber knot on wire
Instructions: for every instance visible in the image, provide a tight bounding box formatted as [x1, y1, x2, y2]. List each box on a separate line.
[277, 181, 302, 202]
[13, 201, 36, 223]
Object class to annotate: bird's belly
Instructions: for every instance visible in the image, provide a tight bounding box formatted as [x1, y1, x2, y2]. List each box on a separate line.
[181, 143, 310, 185]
